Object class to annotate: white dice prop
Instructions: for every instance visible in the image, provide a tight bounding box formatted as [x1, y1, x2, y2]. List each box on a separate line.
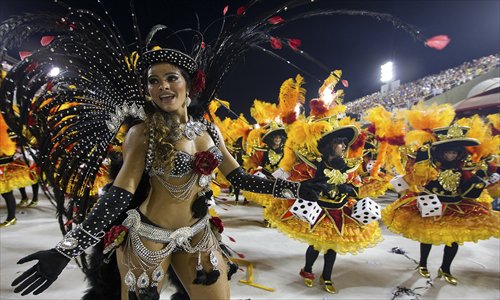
[253, 171, 267, 178]
[390, 175, 410, 192]
[487, 172, 500, 185]
[366, 160, 376, 172]
[289, 199, 322, 225]
[351, 197, 381, 225]
[416, 194, 442, 217]
[272, 168, 290, 180]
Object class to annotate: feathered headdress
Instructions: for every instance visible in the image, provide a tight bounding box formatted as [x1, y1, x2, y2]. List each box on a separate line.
[309, 70, 347, 119]
[278, 74, 306, 125]
[364, 106, 407, 176]
[402, 102, 455, 148]
[456, 115, 498, 162]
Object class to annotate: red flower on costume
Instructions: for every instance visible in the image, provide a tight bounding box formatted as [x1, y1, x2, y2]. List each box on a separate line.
[193, 151, 218, 175]
[209, 216, 224, 233]
[103, 225, 128, 249]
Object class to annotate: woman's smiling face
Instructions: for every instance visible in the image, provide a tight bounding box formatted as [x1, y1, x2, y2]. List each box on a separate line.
[147, 62, 188, 115]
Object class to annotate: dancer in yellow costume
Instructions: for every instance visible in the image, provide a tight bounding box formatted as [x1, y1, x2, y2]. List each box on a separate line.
[382, 123, 500, 285]
[266, 118, 382, 293]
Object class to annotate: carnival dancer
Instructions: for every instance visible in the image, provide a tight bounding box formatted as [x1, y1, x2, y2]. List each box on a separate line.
[382, 123, 500, 285]
[3, 8, 326, 300]
[0, 2, 448, 298]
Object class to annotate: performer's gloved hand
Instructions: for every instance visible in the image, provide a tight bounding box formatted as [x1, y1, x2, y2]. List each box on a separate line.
[12, 249, 70, 295]
[298, 177, 329, 202]
[337, 184, 353, 195]
[227, 167, 328, 201]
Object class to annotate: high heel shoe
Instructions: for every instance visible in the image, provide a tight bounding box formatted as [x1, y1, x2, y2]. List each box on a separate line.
[0, 217, 17, 228]
[320, 277, 337, 294]
[299, 268, 315, 287]
[416, 266, 430, 278]
[27, 200, 38, 208]
[437, 267, 458, 285]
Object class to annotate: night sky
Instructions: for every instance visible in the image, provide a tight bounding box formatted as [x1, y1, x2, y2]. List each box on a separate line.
[1, 0, 499, 119]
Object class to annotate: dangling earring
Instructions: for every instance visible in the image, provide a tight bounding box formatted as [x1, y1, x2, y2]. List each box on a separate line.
[185, 93, 191, 107]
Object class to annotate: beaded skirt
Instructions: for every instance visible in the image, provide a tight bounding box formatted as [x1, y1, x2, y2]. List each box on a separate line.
[382, 192, 500, 246]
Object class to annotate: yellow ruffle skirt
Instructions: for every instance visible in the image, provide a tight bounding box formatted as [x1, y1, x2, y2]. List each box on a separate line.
[241, 191, 274, 207]
[0, 161, 38, 194]
[382, 193, 500, 246]
[359, 176, 392, 199]
[265, 198, 382, 254]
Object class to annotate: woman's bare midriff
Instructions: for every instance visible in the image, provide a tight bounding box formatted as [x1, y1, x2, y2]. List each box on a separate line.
[138, 175, 205, 229]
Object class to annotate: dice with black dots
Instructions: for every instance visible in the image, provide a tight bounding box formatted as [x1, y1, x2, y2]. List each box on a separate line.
[351, 197, 381, 225]
[290, 199, 323, 225]
[416, 194, 442, 217]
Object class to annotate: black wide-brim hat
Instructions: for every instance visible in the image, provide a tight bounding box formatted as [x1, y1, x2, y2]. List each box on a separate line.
[431, 124, 480, 148]
[136, 48, 198, 75]
[431, 137, 480, 148]
[317, 125, 359, 151]
[262, 128, 287, 146]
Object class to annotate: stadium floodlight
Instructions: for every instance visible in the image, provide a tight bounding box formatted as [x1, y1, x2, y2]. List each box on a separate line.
[380, 61, 394, 83]
[48, 67, 61, 77]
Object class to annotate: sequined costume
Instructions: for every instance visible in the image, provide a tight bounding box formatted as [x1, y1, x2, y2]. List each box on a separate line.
[382, 125, 500, 247]
[266, 124, 382, 254]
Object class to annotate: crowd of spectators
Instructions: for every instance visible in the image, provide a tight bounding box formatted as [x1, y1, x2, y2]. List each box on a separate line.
[346, 54, 499, 114]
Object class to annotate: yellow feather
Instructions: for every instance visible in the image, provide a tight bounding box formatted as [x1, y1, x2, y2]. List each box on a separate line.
[278, 74, 306, 119]
[0, 113, 16, 156]
[250, 99, 279, 125]
[486, 114, 500, 131]
[458, 115, 499, 161]
[404, 102, 455, 131]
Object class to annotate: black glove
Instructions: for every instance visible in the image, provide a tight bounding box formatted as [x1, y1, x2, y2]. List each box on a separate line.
[12, 249, 70, 296]
[298, 177, 329, 202]
[226, 167, 327, 201]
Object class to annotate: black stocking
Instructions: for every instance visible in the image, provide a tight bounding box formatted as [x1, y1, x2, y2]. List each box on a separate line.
[441, 243, 459, 274]
[419, 243, 432, 268]
[32, 183, 39, 202]
[304, 245, 319, 273]
[322, 249, 337, 280]
[2, 192, 16, 221]
[234, 188, 240, 201]
[19, 188, 27, 200]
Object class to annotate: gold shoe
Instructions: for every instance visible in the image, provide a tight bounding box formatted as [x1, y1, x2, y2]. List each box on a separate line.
[299, 269, 315, 287]
[417, 266, 430, 278]
[27, 201, 38, 208]
[19, 199, 29, 207]
[0, 218, 17, 228]
[320, 277, 337, 294]
[437, 268, 458, 285]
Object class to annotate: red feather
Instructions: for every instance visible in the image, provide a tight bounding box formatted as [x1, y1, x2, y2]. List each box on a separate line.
[287, 38, 301, 51]
[40, 36, 55, 46]
[270, 36, 282, 49]
[309, 98, 328, 116]
[191, 69, 206, 95]
[236, 6, 246, 15]
[282, 112, 297, 125]
[425, 35, 450, 50]
[227, 235, 236, 242]
[341, 79, 349, 87]
[237, 252, 246, 258]
[19, 51, 32, 60]
[268, 16, 285, 25]
[223, 5, 229, 16]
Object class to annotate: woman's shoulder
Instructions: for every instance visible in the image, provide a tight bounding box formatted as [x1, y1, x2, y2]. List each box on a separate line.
[123, 122, 148, 150]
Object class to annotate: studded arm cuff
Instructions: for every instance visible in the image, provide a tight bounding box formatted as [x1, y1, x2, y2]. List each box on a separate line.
[226, 167, 300, 199]
[55, 186, 133, 258]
